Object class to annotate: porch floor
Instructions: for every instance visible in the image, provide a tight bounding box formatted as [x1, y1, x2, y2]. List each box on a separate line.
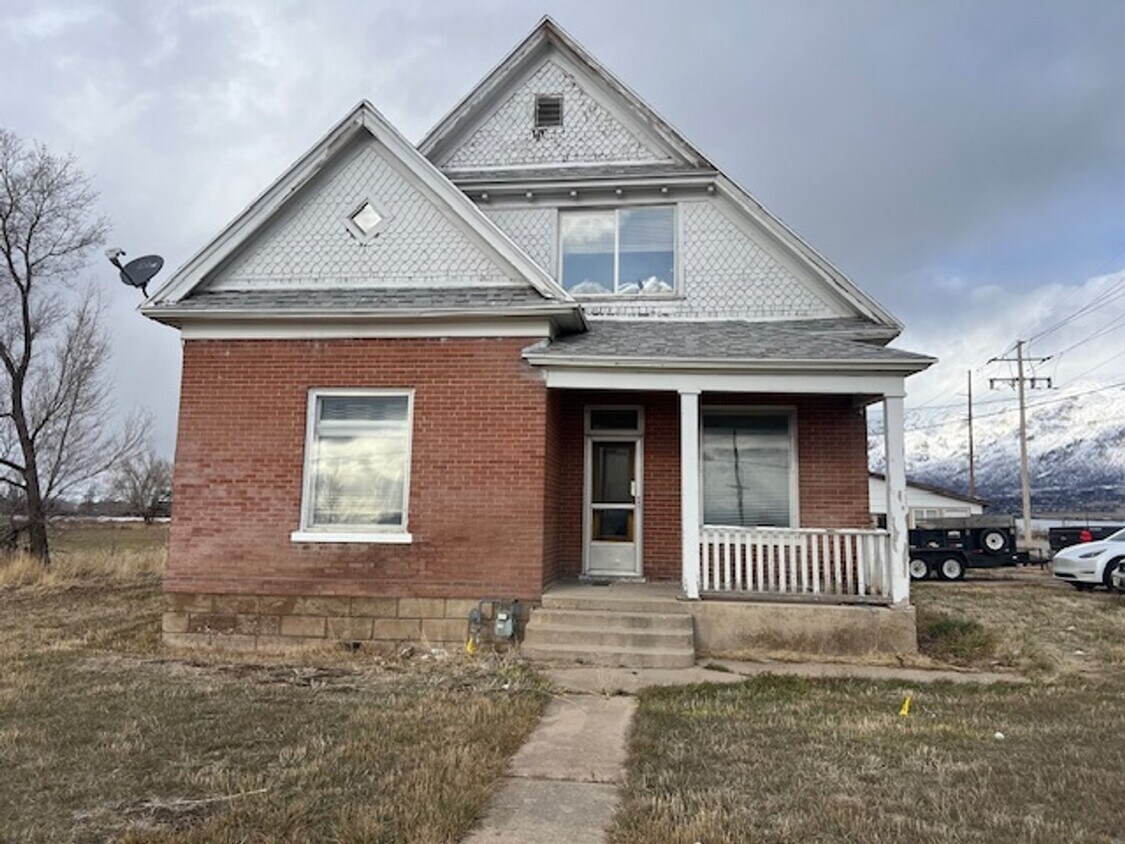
[544, 580, 683, 605]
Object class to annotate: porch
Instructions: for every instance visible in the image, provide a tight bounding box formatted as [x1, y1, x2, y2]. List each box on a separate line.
[540, 386, 911, 608]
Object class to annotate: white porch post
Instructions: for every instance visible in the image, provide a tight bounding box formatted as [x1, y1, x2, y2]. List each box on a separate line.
[680, 389, 701, 599]
[883, 394, 910, 604]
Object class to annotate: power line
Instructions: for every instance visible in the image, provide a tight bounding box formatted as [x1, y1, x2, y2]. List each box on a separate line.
[900, 377, 1125, 433]
[1027, 279, 1125, 344]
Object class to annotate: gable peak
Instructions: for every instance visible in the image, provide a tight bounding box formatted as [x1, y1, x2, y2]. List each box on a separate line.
[419, 18, 713, 175]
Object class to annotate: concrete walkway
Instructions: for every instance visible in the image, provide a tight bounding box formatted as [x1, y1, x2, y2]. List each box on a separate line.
[463, 695, 636, 844]
[546, 658, 1027, 695]
[464, 658, 1024, 841]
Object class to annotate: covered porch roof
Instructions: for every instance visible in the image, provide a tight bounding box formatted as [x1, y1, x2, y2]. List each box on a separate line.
[524, 318, 934, 398]
[526, 318, 933, 370]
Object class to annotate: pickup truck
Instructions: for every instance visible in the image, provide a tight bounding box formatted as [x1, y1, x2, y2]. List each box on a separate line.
[1048, 525, 1124, 555]
[908, 515, 1030, 581]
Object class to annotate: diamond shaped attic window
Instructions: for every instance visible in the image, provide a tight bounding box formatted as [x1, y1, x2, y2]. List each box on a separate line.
[350, 202, 383, 235]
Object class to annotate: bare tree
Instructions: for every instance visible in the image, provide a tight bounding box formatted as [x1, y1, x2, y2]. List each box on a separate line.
[0, 128, 143, 564]
[114, 446, 172, 524]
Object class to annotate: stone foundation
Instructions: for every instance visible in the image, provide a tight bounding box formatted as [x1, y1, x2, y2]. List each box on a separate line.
[162, 593, 499, 651]
[686, 600, 917, 657]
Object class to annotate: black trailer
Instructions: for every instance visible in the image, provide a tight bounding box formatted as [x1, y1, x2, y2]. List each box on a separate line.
[908, 515, 1030, 581]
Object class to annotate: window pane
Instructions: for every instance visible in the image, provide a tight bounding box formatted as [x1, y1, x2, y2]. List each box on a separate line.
[589, 409, 639, 431]
[309, 395, 409, 528]
[593, 442, 634, 503]
[702, 413, 791, 527]
[618, 207, 674, 295]
[593, 508, 633, 542]
[319, 395, 408, 424]
[560, 211, 614, 294]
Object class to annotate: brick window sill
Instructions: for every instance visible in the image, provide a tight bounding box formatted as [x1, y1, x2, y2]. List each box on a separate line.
[290, 530, 414, 545]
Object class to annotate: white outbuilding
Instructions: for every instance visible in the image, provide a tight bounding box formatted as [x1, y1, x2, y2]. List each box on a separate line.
[869, 472, 986, 528]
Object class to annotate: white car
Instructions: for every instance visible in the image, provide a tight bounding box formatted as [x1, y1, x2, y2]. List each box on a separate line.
[1051, 528, 1125, 591]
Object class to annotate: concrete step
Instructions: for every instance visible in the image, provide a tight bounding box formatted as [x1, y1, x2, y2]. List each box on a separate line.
[541, 593, 687, 614]
[529, 608, 694, 632]
[523, 624, 694, 651]
[520, 641, 696, 669]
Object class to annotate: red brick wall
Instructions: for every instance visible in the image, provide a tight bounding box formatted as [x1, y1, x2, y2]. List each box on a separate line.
[541, 390, 563, 586]
[547, 391, 870, 584]
[168, 337, 550, 600]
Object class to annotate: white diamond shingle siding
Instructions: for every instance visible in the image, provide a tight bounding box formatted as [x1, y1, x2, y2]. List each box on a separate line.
[440, 60, 670, 170]
[482, 200, 837, 320]
[207, 138, 518, 291]
[483, 208, 557, 274]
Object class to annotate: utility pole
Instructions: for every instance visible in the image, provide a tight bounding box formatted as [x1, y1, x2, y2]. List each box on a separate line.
[989, 340, 1051, 547]
[967, 370, 975, 499]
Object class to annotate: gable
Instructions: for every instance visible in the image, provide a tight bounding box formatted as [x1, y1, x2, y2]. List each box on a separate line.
[421, 18, 711, 175]
[206, 134, 521, 291]
[145, 101, 575, 310]
[438, 56, 674, 171]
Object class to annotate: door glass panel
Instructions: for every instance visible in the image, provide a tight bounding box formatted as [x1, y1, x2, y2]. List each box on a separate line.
[593, 442, 634, 504]
[593, 508, 634, 542]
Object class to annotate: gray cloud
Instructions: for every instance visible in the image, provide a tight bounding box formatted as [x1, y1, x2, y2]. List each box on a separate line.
[3, 0, 1124, 455]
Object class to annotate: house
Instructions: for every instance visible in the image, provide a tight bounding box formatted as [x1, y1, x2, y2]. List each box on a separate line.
[869, 473, 986, 528]
[144, 18, 934, 662]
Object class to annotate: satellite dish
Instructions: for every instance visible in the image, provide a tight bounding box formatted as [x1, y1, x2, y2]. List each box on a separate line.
[106, 249, 164, 296]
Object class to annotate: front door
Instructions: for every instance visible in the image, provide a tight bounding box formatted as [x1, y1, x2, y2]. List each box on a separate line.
[584, 408, 643, 577]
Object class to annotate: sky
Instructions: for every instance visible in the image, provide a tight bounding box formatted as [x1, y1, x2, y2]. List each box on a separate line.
[2, 0, 1125, 456]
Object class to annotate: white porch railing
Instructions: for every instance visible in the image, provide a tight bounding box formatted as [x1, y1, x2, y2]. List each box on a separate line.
[699, 526, 894, 602]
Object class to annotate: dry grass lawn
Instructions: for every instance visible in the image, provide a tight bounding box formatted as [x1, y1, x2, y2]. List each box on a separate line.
[611, 571, 1125, 844]
[0, 522, 545, 844]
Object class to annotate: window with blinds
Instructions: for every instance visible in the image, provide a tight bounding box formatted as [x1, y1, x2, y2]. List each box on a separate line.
[560, 206, 675, 296]
[702, 411, 794, 528]
[301, 391, 413, 531]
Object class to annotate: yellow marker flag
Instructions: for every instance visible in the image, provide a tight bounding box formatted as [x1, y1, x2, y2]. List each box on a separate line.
[899, 694, 912, 717]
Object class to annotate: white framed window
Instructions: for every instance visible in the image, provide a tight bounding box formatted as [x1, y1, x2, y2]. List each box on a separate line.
[701, 408, 797, 528]
[559, 205, 676, 296]
[292, 389, 414, 544]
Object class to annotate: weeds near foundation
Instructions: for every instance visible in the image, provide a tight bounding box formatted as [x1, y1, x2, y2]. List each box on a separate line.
[915, 610, 997, 665]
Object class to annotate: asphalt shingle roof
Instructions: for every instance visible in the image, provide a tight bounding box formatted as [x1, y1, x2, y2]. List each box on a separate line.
[529, 319, 933, 366]
[165, 286, 556, 311]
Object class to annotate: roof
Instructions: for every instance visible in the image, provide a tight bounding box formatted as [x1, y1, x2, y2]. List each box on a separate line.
[524, 320, 934, 371]
[149, 287, 567, 317]
[141, 100, 580, 318]
[869, 472, 989, 506]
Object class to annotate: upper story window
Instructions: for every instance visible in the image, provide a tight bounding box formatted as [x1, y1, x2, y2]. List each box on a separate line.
[560, 206, 675, 296]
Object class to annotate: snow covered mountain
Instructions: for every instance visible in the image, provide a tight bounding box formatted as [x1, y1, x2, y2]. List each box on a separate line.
[869, 383, 1125, 515]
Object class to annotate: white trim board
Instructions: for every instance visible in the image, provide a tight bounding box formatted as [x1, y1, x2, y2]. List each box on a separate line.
[540, 367, 908, 398]
[178, 317, 554, 340]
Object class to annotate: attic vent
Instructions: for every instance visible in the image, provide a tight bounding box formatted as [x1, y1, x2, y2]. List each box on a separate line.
[534, 95, 563, 129]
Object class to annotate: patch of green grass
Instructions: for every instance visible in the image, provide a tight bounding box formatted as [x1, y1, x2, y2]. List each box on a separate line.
[0, 523, 546, 843]
[916, 610, 998, 664]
